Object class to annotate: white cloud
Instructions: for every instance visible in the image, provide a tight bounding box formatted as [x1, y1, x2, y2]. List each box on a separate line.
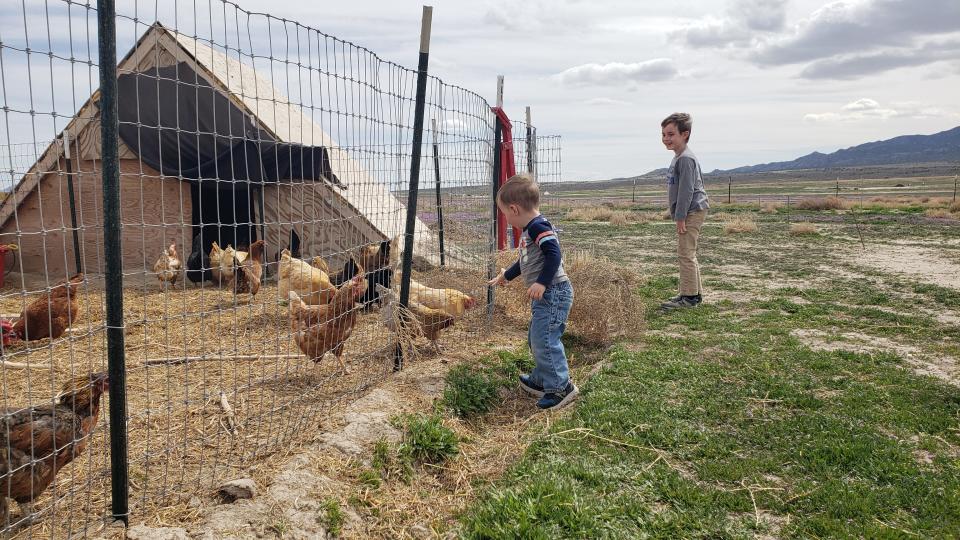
[671, 0, 786, 48]
[555, 59, 678, 87]
[751, 0, 960, 68]
[804, 98, 955, 122]
[583, 97, 633, 106]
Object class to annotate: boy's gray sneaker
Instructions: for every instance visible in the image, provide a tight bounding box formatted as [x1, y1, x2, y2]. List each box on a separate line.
[660, 294, 702, 310]
[519, 374, 545, 397]
[537, 382, 579, 411]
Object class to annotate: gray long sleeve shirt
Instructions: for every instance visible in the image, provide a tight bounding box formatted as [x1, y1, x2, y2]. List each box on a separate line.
[667, 147, 710, 221]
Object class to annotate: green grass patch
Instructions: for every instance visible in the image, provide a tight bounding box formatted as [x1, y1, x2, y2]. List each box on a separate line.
[400, 413, 459, 465]
[459, 266, 960, 539]
[442, 349, 533, 418]
[321, 498, 346, 536]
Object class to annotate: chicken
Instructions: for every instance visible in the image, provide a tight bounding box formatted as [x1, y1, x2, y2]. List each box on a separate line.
[232, 240, 264, 298]
[2, 274, 84, 343]
[0, 372, 109, 524]
[209, 241, 225, 284]
[376, 284, 454, 355]
[288, 271, 367, 372]
[218, 244, 238, 285]
[278, 249, 335, 305]
[309, 256, 330, 274]
[153, 243, 182, 288]
[407, 279, 477, 318]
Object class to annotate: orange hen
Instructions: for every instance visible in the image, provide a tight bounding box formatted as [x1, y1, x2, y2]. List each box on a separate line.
[288, 271, 366, 373]
[4, 274, 84, 343]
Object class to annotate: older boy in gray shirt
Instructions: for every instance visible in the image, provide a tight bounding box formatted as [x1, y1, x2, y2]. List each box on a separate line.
[660, 112, 709, 309]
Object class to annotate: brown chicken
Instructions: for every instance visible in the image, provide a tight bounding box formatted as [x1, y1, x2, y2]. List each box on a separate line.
[2, 274, 84, 343]
[232, 240, 264, 298]
[376, 284, 454, 355]
[153, 243, 182, 288]
[0, 372, 109, 524]
[288, 271, 366, 373]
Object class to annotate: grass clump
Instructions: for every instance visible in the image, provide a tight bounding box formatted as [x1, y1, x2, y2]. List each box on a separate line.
[566, 206, 614, 222]
[950, 200, 960, 213]
[443, 364, 503, 418]
[400, 413, 459, 464]
[789, 222, 819, 236]
[723, 216, 759, 234]
[925, 208, 955, 219]
[443, 349, 534, 418]
[796, 196, 849, 211]
[760, 201, 783, 214]
[321, 498, 346, 536]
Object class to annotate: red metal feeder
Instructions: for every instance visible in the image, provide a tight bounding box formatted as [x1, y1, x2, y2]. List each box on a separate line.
[0, 243, 18, 288]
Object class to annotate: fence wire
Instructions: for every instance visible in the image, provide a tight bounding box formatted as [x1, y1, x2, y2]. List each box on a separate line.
[0, 1, 522, 537]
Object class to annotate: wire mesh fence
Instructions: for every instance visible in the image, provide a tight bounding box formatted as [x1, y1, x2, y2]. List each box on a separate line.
[0, 1, 551, 537]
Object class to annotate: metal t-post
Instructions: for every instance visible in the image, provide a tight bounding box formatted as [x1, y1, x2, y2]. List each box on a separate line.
[97, 0, 129, 525]
[396, 6, 433, 371]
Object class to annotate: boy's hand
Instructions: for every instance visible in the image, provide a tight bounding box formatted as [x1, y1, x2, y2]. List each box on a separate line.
[527, 283, 546, 300]
[488, 268, 506, 287]
[676, 220, 687, 234]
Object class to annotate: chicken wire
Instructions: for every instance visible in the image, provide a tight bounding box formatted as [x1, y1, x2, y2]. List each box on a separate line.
[0, 1, 529, 537]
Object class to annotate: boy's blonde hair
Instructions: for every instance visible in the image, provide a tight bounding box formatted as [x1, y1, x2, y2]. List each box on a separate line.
[497, 173, 539, 211]
[661, 112, 692, 141]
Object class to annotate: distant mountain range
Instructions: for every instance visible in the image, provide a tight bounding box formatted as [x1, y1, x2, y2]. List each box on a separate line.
[711, 126, 960, 175]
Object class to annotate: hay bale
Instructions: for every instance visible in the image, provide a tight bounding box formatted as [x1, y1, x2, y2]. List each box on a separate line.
[493, 249, 643, 345]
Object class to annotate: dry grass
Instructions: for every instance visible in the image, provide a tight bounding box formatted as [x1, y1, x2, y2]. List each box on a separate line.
[951, 200, 960, 213]
[789, 222, 819, 236]
[795, 196, 850, 211]
[925, 208, 954, 219]
[760, 202, 784, 214]
[494, 249, 644, 346]
[565, 206, 651, 227]
[723, 217, 759, 235]
[864, 196, 953, 210]
[566, 206, 615, 222]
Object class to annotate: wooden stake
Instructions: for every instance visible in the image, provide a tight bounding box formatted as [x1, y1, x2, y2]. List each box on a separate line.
[143, 353, 302, 366]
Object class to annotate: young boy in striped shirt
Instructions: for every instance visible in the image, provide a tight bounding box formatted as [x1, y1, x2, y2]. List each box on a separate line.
[489, 174, 578, 411]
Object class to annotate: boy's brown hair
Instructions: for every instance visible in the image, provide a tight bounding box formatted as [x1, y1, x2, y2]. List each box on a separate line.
[661, 112, 692, 141]
[497, 173, 539, 210]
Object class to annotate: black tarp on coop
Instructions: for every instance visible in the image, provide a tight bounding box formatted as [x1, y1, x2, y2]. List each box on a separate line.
[115, 61, 344, 282]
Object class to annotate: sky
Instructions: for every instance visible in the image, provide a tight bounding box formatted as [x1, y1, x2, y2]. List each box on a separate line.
[3, 0, 959, 181]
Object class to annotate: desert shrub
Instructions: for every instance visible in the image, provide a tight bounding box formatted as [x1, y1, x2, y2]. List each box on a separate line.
[723, 217, 759, 234]
[950, 200, 960, 213]
[566, 206, 614, 222]
[796, 196, 849, 211]
[609, 211, 631, 227]
[760, 202, 783, 214]
[925, 208, 953, 219]
[789, 222, 819, 236]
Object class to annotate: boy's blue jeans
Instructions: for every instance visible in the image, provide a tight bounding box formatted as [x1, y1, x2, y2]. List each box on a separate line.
[527, 280, 574, 394]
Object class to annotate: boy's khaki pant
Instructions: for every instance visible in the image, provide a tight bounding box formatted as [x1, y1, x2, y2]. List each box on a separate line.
[678, 209, 707, 296]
